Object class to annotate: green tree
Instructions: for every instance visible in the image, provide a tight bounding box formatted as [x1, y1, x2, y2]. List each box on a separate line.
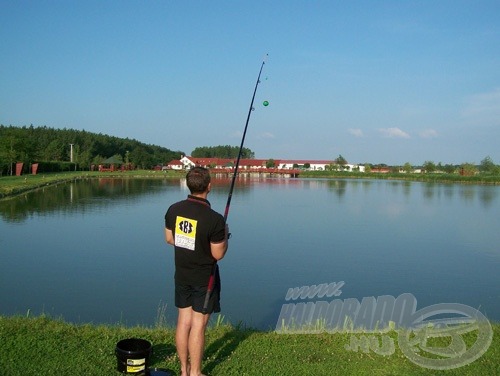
[129, 147, 151, 169]
[479, 156, 499, 174]
[44, 139, 65, 161]
[191, 145, 254, 159]
[460, 162, 478, 176]
[92, 155, 105, 166]
[75, 145, 93, 170]
[423, 161, 436, 173]
[443, 164, 456, 174]
[0, 135, 18, 175]
[403, 162, 412, 173]
[266, 159, 276, 168]
[336, 154, 347, 165]
[0, 124, 183, 173]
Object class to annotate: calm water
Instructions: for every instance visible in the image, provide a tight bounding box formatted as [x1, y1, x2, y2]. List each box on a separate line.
[1, 177, 499, 329]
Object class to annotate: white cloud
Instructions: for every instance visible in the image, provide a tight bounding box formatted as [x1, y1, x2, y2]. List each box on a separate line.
[257, 132, 275, 139]
[348, 128, 364, 137]
[419, 129, 438, 138]
[231, 131, 243, 139]
[378, 127, 410, 138]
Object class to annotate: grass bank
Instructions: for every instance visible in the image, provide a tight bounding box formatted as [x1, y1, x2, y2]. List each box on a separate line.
[1, 315, 498, 376]
[300, 170, 500, 184]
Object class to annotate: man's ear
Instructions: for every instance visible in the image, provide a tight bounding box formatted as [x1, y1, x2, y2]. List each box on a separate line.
[207, 182, 211, 193]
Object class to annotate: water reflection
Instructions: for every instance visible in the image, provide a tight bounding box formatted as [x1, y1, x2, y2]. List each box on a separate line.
[0, 176, 293, 223]
[2, 177, 497, 222]
[479, 188, 497, 207]
[419, 182, 498, 207]
[327, 179, 348, 198]
[0, 178, 181, 223]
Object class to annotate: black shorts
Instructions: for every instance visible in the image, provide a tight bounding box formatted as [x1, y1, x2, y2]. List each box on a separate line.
[175, 280, 221, 314]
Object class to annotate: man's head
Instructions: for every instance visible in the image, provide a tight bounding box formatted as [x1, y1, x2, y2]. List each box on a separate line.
[186, 167, 211, 194]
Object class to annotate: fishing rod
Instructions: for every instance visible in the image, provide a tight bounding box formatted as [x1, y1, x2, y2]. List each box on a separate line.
[224, 54, 268, 221]
[202, 54, 268, 314]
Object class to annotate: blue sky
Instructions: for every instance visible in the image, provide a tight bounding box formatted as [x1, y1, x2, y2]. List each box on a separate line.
[1, 1, 499, 165]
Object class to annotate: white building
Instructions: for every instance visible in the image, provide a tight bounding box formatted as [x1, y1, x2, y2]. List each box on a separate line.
[166, 156, 365, 172]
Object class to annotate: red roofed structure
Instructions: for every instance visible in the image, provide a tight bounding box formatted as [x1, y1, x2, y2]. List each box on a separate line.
[162, 155, 364, 175]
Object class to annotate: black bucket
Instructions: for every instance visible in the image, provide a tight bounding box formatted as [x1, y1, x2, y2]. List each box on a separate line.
[115, 338, 152, 374]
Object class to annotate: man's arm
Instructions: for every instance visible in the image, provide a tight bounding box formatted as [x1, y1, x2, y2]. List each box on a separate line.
[165, 228, 174, 246]
[210, 224, 229, 261]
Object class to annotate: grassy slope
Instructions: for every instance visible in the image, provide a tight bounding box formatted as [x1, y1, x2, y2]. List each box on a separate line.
[300, 170, 500, 184]
[1, 316, 498, 376]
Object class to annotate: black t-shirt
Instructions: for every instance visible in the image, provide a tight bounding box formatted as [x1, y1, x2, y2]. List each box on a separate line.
[165, 195, 225, 285]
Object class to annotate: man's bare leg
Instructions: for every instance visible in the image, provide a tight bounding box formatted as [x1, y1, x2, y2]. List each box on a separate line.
[176, 308, 192, 376]
[188, 310, 210, 376]
[176, 307, 210, 376]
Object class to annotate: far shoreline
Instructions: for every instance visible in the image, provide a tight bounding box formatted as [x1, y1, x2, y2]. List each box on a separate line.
[1, 169, 499, 200]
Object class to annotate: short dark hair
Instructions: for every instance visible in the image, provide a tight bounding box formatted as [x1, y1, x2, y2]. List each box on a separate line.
[186, 167, 211, 194]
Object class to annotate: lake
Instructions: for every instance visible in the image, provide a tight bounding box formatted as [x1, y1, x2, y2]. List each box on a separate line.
[1, 176, 499, 330]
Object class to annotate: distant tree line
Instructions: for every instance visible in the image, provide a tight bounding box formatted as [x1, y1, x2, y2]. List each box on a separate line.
[0, 125, 184, 175]
[388, 158, 498, 175]
[191, 145, 255, 159]
[334, 156, 498, 175]
[319, 154, 499, 175]
[417, 158, 500, 175]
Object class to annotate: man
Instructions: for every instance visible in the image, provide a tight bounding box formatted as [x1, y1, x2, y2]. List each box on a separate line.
[165, 166, 229, 376]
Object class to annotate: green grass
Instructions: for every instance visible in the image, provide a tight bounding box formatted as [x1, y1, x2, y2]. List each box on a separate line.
[300, 170, 500, 184]
[1, 315, 498, 376]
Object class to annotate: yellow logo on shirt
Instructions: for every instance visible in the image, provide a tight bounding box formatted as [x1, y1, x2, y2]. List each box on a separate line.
[175, 216, 197, 250]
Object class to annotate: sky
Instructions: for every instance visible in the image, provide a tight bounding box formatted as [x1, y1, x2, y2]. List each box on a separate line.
[1, 1, 499, 165]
